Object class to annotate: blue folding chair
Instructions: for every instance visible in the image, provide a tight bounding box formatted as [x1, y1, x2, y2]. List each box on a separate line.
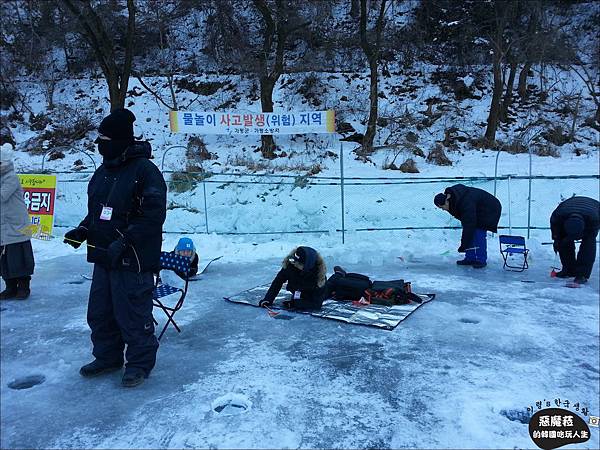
[153, 251, 191, 340]
[499, 235, 529, 272]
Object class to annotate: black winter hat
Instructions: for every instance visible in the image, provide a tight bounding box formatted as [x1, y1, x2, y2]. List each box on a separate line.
[291, 246, 317, 272]
[564, 215, 585, 238]
[98, 108, 136, 141]
[434, 193, 447, 207]
[292, 247, 307, 264]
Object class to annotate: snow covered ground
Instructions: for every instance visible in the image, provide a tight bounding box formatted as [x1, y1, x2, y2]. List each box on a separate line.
[1, 244, 598, 449]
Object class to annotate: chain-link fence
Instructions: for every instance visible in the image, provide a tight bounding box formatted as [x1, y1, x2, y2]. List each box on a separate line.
[45, 168, 599, 244]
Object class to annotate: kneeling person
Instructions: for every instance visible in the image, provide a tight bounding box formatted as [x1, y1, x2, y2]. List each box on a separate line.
[259, 246, 327, 310]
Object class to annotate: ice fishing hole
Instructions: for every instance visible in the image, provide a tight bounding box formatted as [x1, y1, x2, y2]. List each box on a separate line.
[500, 409, 530, 424]
[8, 374, 46, 390]
[459, 318, 480, 324]
[66, 280, 85, 285]
[212, 393, 252, 416]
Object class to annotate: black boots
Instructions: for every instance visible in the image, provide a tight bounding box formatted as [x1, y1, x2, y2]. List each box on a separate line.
[0, 279, 18, 300]
[1, 278, 31, 300]
[15, 278, 30, 300]
[80, 360, 147, 388]
[121, 369, 147, 388]
[79, 360, 123, 378]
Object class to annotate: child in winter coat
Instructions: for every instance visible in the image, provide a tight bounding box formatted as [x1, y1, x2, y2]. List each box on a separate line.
[259, 246, 327, 311]
[173, 237, 198, 279]
[0, 157, 35, 300]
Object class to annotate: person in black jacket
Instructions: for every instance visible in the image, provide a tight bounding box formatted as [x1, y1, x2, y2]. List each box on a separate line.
[259, 246, 327, 310]
[550, 196, 600, 284]
[63, 108, 167, 388]
[434, 184, 502, 268]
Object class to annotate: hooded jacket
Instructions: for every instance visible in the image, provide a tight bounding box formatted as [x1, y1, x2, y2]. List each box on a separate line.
[262, 247, 327, 310]
[550, 196, 600, 241]
[79, 141, 167, 272]
[444, 184, 502, 249]
[0, 159, 31, 246]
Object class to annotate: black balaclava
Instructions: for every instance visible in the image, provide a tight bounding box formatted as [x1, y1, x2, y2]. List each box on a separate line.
[96, 108, 136, 160]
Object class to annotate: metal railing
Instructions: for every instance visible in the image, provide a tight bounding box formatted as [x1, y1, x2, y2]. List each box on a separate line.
[33, 144, 599, 242]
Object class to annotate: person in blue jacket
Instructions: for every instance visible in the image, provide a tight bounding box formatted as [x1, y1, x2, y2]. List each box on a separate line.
[434, 184, 502, 268]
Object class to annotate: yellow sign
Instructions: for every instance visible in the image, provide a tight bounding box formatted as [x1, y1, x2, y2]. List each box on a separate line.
[17, 174, 57, 241]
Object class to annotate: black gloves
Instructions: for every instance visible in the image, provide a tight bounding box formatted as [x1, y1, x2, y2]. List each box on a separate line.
[259, 299, 272, 308]
[553, 240, 559, 253]
[457, 245, 466, 253]
[107, 238, 127, 268]
[64, 227, 87, 249]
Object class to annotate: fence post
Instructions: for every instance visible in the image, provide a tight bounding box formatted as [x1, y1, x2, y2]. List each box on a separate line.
[527, 147, 532, 239]
[202, 178, 209, 234]
[508, 175, 512, 235]
[493, 148, 501, 197]
[339, 142, 345, 244]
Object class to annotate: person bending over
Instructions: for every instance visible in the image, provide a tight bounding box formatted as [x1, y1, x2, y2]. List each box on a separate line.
[550, 196, 599, 284]
[434, 184, 502, 268]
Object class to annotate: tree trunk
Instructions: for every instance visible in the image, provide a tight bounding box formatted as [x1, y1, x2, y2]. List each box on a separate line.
[484, 55, 504, 143]
[517, 61, 532, 99]
[500, 60, 517, 122]
[61, 0, 135, 112]
[350, 0, 359, 18]
[259, 76, 276, 159]
[362, 58, 378, 153]
[359, 0, 387, 156]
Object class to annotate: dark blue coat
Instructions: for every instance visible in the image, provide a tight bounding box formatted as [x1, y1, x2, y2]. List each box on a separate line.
[79, 142, 167, 272]
[445, 184, 502, 249]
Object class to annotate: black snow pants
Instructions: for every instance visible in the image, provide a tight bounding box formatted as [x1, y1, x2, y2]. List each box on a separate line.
[557, 228, 599, 279]
[87, 264, 158, 375]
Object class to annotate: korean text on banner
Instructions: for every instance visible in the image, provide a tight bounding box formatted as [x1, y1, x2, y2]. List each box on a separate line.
[169, 110, 335, 135]
[17, 174, 56, 241]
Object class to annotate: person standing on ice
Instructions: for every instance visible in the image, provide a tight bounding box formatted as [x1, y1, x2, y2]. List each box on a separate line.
[259, 246, 327, 310]
[0, 157, 35, 300]
[550, 196, 599, 284]
[63, 108, 167, 388]
[434, 184, 502, 268]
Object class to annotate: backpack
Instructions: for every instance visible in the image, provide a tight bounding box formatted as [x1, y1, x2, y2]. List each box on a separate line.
[326, 272, 372, 300]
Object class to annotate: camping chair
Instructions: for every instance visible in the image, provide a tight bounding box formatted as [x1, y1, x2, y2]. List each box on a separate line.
[152, 251, 191, 340]
[499, 235, 529, 272]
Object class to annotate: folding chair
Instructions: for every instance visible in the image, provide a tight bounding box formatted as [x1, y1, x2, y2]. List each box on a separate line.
[152, 251, 191, 340]
[499, 235, 529, 272]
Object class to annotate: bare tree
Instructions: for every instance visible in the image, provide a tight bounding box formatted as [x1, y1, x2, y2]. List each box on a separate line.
[134, 0, 193, 110]
[60, 0, 136, 111]
[358, 0, 387, 155]
[252, 0, 309, 159]
[482, 1, 515, 143]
